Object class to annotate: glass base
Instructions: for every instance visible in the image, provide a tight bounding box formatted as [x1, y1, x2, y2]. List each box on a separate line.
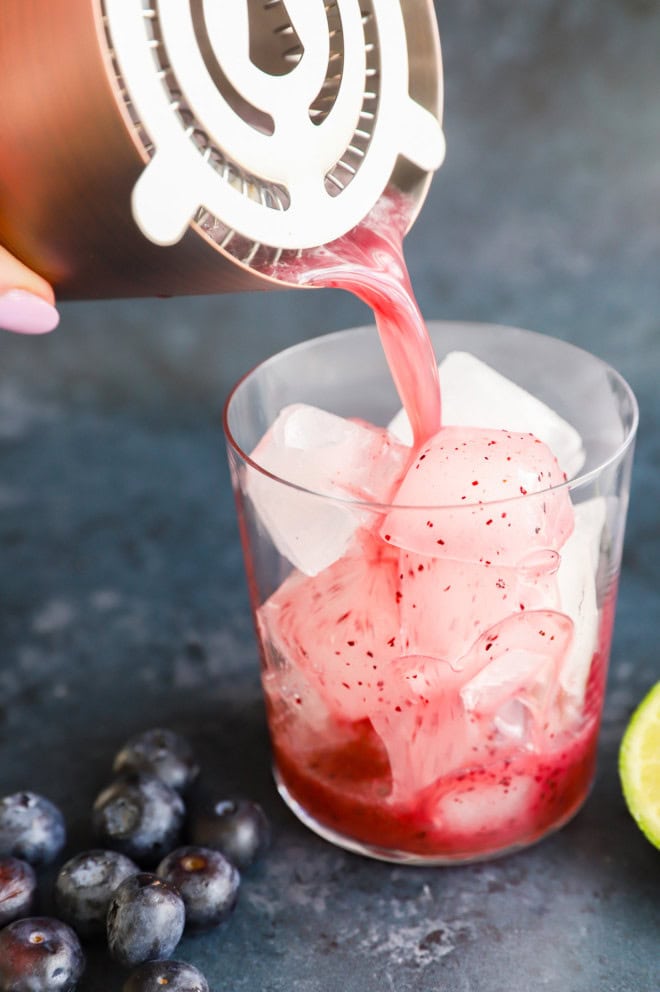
[274, 766, 591, 866]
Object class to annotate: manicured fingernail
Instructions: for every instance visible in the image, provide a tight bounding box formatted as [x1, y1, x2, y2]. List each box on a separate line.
[0, 289, 60, 334]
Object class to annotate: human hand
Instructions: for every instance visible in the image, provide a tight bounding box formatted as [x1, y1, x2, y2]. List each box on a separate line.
[0, 246, 59, 334]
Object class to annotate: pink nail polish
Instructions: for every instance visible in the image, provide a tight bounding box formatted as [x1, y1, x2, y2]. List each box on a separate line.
[0, 289, 60, 334]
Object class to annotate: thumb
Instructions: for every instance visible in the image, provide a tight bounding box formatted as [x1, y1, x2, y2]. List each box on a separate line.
[0, 246, 60, 334]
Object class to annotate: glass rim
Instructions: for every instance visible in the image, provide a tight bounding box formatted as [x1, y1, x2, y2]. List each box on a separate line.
[223, 320, 639, 513]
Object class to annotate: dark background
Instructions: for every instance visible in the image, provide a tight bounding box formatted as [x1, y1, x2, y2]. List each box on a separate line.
[1, 3, 658, 989]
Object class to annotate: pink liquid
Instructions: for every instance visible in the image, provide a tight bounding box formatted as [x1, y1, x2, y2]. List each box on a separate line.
[256, 191, 607, 861]
[272, 193, 441, 447]
[265, 595, 612, 860]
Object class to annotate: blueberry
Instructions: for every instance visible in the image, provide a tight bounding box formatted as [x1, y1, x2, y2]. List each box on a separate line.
[106, 872, 185, 968]
[92, 774, 185, 866]
[123, 959, 210, 992]
[0, 856, 37, 927]
[0, 792, 66, 866]
[113, 729, 199, 794]
[156, 845, 239, 932]
[0, 917, 85, 991]
[54, 849, 139, 937]
[189, 797, 270, 869]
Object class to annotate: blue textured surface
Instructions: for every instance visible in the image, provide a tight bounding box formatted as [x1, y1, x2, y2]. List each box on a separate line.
[1, 3, 659, 989]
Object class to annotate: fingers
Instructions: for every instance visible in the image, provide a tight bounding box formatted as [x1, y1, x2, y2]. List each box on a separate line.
[0, 246, 60, 334]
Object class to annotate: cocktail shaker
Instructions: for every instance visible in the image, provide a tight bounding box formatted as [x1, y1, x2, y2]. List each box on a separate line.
[0, 1, 445, 300]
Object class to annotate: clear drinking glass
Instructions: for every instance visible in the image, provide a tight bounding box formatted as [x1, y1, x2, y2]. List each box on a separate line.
[223, 322, 637, 864]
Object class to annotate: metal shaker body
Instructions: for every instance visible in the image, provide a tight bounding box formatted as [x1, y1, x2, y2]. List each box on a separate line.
[0, 1, 445, 300]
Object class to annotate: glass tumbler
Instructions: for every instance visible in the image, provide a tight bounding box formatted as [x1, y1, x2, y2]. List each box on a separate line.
[223, 322, 637, 864]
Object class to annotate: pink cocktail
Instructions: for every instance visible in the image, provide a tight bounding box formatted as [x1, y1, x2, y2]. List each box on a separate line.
[224, 321, 636, 863]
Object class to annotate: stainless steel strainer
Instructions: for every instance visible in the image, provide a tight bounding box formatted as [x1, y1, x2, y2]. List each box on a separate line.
[0, 0, 445, 299]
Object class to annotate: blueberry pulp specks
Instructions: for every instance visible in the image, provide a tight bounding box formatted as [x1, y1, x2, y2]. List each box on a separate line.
[156, 845, 240, 931]
[0, 856, 37, 928]
[0, 792, 66, 867]
[106, 872, 185, 967]
[0, 916, 85, 992]
[189, 797, 271, 869]
[54, 848, 139, 937]
[123, 959, 210, 992]
[92, 774, 185, 866]
[113, 728, 200, 794]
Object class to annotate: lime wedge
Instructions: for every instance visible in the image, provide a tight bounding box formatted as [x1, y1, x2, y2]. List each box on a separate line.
[619, 681, 660, 849]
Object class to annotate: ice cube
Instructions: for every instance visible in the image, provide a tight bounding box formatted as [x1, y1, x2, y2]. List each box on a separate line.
[382, 426, 575, 564]
[247, 403, 410, 575]
[460, 610, 573, 709]
[245, 469, 359, 578]
[493, 698, 531, 742]
[397, 552, 560, 666]
[389, 351, 585, 478]
[556, 498, 606, 711]
[260, 639, 335, 748]
[459, 610, 574, 749]
[367, 654, 473, 804]
[432, 770, 533, 840]
[257, 530, 403, 723]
